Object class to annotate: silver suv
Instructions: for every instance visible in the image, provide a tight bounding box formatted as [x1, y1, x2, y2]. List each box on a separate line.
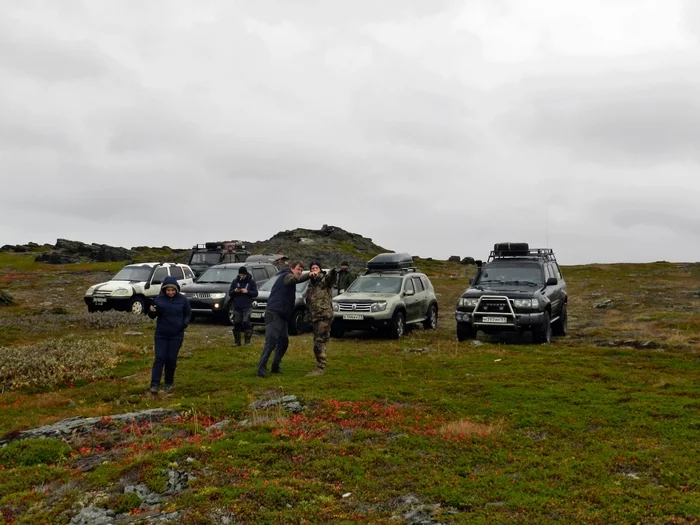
[331, 253, 438, 339]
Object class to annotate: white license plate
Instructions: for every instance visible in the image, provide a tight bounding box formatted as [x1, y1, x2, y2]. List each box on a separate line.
[342, 314, 364, 320]
[251, 312, 263, 319]
[482, 316, 507, 323]
[93, 298, 106, 305]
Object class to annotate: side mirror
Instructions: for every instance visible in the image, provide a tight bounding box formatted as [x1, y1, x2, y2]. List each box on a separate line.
[404, 289, 415, 296]
[144, 282, 151, 290]
[546, 277, 558, 286]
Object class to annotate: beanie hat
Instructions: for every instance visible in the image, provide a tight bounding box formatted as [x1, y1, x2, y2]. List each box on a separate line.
[340, 261, 349, 266]
[309, 261, 322, 270]
[238, 266, 248, 275]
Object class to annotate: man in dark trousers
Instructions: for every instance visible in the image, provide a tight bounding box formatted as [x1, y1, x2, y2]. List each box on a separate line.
[228, 266, 258, 346]
[336, 261, 354, 293]
[257, 260, 311, 377]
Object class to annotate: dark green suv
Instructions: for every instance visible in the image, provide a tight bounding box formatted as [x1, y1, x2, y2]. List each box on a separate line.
[454, 243, 568, 344]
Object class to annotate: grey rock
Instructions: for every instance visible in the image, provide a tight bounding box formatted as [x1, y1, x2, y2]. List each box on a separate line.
[206, 419, 230, 433]
[165, 468, 194, 493]
[69, 506, 115, 525]
[405, 347, 434, 354]
[249, 394, 305, 413]
[471, 340, 483, 347]
[124, 483, 163, 507]
[595, 299, 615, 308]
[123, 331, 145, 336]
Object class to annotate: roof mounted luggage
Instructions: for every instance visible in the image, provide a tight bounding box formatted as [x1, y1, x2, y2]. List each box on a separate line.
[366, 252, 415, 273]
[488, 242, 557, 262]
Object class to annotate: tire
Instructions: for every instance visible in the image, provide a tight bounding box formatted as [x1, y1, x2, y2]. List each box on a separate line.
[423, 304, 438, 330]
[389, 311, 406, 339]
[457, 323, 477, 341]
[552, 303, 568, 337]
[130, 296, 147, 315]
[227, 302, 236, 325]
[532, 311, 552, 344]
[87, 303, 98, 313]
[331, 322, 344, 339]
[288, 308, 306, 336]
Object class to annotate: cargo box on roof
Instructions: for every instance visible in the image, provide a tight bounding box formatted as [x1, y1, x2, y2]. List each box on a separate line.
[366, 252, 414, 272]
[493, 242, 529, 256]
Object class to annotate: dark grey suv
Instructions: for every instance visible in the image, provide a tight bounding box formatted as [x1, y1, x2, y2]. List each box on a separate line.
[184, 262, 278, 324]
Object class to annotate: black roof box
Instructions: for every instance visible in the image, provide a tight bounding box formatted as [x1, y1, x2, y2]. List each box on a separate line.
[494, 242, 529, 256]
[366, 252, 413, 271]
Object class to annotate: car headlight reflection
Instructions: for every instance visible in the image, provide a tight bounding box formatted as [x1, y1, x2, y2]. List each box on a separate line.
[332, 303, 339, 312]
[458, 297, 478, 309]
[210, 293, 226, 299]
[112, 288, 131, 297]
[371, 301, 387, 312]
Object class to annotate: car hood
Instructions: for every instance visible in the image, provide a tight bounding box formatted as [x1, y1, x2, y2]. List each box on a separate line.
[462, 286, 540, 298]
[334, 292, 397, 302]
[186, 282, 230, 293]
[87, 280, 142, 294]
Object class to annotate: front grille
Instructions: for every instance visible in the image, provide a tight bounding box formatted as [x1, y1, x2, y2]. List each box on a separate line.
[94, 290, 112, 297]
[338, 303, 372, 313]
[254, 301, 267, 308]
[475, 298, 514, 313]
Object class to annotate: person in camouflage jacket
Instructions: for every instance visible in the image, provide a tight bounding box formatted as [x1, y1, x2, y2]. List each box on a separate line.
[305, 261, 337, 376]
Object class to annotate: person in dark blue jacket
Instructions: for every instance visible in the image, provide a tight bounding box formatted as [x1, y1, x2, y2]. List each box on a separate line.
[147, 275, 191, 394]
[256, 260, 311, 377]
[228, 266, 258, 346]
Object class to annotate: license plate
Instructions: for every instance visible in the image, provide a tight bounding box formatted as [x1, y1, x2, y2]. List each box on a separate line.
[342, 314, 364, 320]
[251, 312, 263, 319]
[93, 298, 106, 305]
[482, 316, 507, 323]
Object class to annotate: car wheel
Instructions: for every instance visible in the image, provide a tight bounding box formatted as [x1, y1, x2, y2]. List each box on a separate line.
[532, 311, 552, 344]
[331, 322, 344, 338]
[552, 303, 568, 336]
[227, 302, 236, 325]
[456, 323, 477, 341]
[87, 303, 98, 313]
[423, 304, 438, 330]
[390, 311, 406, 339]
[288, 308, 305, 336]
[130, 296, 146, 315]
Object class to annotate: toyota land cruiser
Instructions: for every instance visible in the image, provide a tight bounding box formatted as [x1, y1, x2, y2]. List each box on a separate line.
[454, 243, 568, 344]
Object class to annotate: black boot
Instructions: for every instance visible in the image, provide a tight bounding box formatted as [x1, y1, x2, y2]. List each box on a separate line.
[233, 329, 242, 346]
[244, 331, 252, 346]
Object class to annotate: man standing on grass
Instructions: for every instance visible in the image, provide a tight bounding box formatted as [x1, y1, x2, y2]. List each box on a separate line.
[305, 261, 337, 376]
[228, 266, 258, 347]
[335, 261, 354, 294]
[256, 260, 311, 377]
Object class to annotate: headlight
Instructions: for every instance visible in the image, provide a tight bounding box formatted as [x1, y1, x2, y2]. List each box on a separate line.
[458, 297, 479, 308]
[86, 286, 95, 296]
[111, 288, 131, 297]
[253, 301, 258, 308]
[514, 298, 538, 308]
[371, 301, 388, 312]
[332, 303, 339, 312]
[210, 293, 226, 299]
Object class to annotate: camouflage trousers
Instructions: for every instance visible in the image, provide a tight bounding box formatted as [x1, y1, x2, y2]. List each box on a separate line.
[312, 319, 331, 369]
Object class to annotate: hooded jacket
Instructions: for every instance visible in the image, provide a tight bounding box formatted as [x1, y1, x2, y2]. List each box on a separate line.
[148, 276, 192, 338]
[228, 273, 259, 310]
[307, 269, 337, 322]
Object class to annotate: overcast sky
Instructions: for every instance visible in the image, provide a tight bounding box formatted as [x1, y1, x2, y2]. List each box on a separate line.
[1, 0, 699, 264]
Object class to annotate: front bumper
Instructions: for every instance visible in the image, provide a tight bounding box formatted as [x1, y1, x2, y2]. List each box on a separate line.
[332, 311, 395, 331]
[84, 296, 132, 311]
[249, 308, 266, 325]
[455, 309, 546, 332]
[187, 297, 228, 315]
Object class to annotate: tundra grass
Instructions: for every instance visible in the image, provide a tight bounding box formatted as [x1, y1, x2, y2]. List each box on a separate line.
[0, 257, 698, 523]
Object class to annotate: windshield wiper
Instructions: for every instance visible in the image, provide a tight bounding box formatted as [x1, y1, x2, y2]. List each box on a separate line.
[503, 280, 540, 287]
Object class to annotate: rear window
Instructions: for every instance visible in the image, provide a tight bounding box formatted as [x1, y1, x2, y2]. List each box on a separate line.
[169, 266, 184, 280]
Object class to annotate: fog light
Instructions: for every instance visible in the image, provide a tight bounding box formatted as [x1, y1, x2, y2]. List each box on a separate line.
[214, 303, 220, 309]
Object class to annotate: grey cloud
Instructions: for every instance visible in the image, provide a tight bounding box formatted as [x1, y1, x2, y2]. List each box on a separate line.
[503, 69, 700, 165]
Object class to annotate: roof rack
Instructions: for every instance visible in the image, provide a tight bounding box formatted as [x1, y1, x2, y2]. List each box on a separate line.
[364, 252, 416, 274]
[487, 242, 557, 263]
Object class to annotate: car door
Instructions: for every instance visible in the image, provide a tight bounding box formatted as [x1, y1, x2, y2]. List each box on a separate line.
[402, 277, 421, 323]
[148, 266, 168, 298]
[545, 263, 562, 314]
[251, 267, 268, 287]
[169, 265, 190, 289]
[411, 276, 428, 319]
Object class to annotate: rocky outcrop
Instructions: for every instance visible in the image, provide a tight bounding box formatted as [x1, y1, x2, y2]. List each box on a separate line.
[0, 289, 14, 307]
[34, 239, 136, 265]
[245, 225, 389, 269]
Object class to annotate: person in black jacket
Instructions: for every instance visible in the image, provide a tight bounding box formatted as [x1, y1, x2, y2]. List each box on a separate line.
[228, 266, 258, 346]
[256, 260, 311, 378]
[148, 275, 192, 394]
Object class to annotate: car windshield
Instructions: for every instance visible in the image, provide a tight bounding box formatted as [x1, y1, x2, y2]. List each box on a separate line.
[190, 252, 221, 265]
[476, 265, 543, 286]
[197, 267, 239, 284]
[346, 276, 402, 294]
[259, 273, 309, 293]
[112, 265, 153, 282]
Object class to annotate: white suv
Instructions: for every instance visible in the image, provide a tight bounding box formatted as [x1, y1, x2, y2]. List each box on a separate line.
[84, 262, 195, 314]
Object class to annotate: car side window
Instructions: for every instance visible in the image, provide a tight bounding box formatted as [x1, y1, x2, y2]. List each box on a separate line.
[412, 276, 425, 292]
[152, 267, 167, 285]
[404, 278, 415, 294]
[169, 266, 184, 280]
[420, 276, 430, 290]
[184, 268, 194, 280]
[252, 268, 266, 282]
[554, 263, 563, 280]
[266, 266, 277, 279]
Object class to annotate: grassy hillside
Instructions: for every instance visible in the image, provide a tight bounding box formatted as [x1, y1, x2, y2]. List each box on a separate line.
[0, 252, 698, 524]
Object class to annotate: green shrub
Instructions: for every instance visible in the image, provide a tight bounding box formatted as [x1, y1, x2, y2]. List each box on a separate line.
[0, 439, 71, 467]
[108, 492, 142, 514]
[0, 337, 121, 391]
